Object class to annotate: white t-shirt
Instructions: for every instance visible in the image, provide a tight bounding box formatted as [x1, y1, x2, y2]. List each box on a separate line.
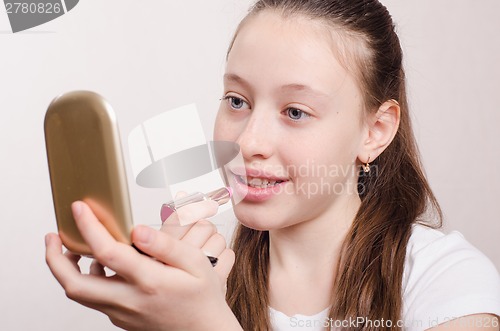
[269, 224, 500, 331]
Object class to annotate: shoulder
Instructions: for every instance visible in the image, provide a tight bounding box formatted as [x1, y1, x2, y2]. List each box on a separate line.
[405, 223, 497, 268]
[401, 223, 500, 330]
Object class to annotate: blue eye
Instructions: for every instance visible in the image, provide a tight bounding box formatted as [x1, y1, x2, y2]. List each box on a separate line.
[224, 96, 249, 110]
[286, 108, 310, 121]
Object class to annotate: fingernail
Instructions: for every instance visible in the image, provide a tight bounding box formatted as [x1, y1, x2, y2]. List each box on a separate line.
[135, 226, 152, 244]
[177, 207, 197, 226]
[45, 234, 51, 246]
[208, 200, 219, 210]
[71, 201, 83, 218]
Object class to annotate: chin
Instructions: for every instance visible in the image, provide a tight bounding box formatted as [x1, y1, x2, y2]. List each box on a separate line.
[233, 206, 291, 231]
[234, 210, 270, 231]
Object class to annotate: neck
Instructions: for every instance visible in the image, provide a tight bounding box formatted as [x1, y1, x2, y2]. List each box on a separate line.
[267, 193, 361, 316]
[269, 193, 361, 276]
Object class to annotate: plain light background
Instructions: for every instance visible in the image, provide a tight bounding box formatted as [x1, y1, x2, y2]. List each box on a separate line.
[1, 1, 499, 330]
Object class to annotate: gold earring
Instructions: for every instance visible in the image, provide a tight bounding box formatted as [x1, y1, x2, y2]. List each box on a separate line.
[363, 157, 371, 173]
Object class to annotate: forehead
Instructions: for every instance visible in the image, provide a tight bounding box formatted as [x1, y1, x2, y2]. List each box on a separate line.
[226, 11, 362, 100]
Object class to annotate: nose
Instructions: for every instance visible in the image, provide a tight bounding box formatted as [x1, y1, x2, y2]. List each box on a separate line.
[236, 108, 275, 160]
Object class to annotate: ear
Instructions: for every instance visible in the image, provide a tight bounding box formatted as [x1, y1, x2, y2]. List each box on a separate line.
[359, 99, 400, 164]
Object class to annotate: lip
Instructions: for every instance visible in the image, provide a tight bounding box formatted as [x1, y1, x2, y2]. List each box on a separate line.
[230, 166, 289, 182]
[229, 167, 290, 202]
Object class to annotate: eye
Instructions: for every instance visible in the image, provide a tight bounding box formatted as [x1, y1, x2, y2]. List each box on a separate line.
[286, 108, 310, 121]
[223, 95, 250, 111]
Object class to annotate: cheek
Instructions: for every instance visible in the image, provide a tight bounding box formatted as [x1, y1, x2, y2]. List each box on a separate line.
[214, 110, 234, 141]
[284, 124, 361, 178]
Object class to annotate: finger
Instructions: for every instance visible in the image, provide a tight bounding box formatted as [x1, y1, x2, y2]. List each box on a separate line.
[160, 213, 194, 239]
[63, 250, 82, 272]
[160, 200, 219, 239]
[71, 201, 146, 282]
[132, 225, 210, 277]
[177, 200, 219, 226]
[46, 233, 78, 288]
[180, 219, 217, 248]
[157, 191, 188, 227]
[90, 259, 106, 277]
[201, 232, 227, 258]
[45, 233, 128, 305]
[213, 249, 235, 285]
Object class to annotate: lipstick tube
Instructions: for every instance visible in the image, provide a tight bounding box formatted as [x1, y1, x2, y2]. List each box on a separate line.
[160, 187, 232, 223]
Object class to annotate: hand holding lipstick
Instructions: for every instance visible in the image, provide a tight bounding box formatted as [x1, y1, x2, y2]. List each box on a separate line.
[160, 187, 232, 225]
[159, 189, 232, 268]
[45, 197, 241, 331]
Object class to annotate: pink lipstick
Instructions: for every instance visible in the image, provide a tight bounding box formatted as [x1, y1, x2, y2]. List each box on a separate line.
[160, 187, 232, 223]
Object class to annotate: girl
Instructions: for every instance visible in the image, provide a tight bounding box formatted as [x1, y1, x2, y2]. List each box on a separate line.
[45, 0, 500, 330]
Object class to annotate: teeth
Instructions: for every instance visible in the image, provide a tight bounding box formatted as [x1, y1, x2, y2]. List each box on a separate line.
[241, 175, 284, 188]
[248, 177, 264, 186]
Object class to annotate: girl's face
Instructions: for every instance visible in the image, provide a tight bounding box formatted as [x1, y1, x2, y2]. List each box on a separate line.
[215, 11, 367, 231]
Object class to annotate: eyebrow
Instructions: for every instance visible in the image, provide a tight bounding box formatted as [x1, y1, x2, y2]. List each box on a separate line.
[224, 73, 329, 99]
[279, 83, 329, 99]
[224, 73, 252, 90]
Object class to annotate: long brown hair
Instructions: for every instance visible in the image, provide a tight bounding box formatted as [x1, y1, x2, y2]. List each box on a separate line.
[225, 1, 443, 330]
